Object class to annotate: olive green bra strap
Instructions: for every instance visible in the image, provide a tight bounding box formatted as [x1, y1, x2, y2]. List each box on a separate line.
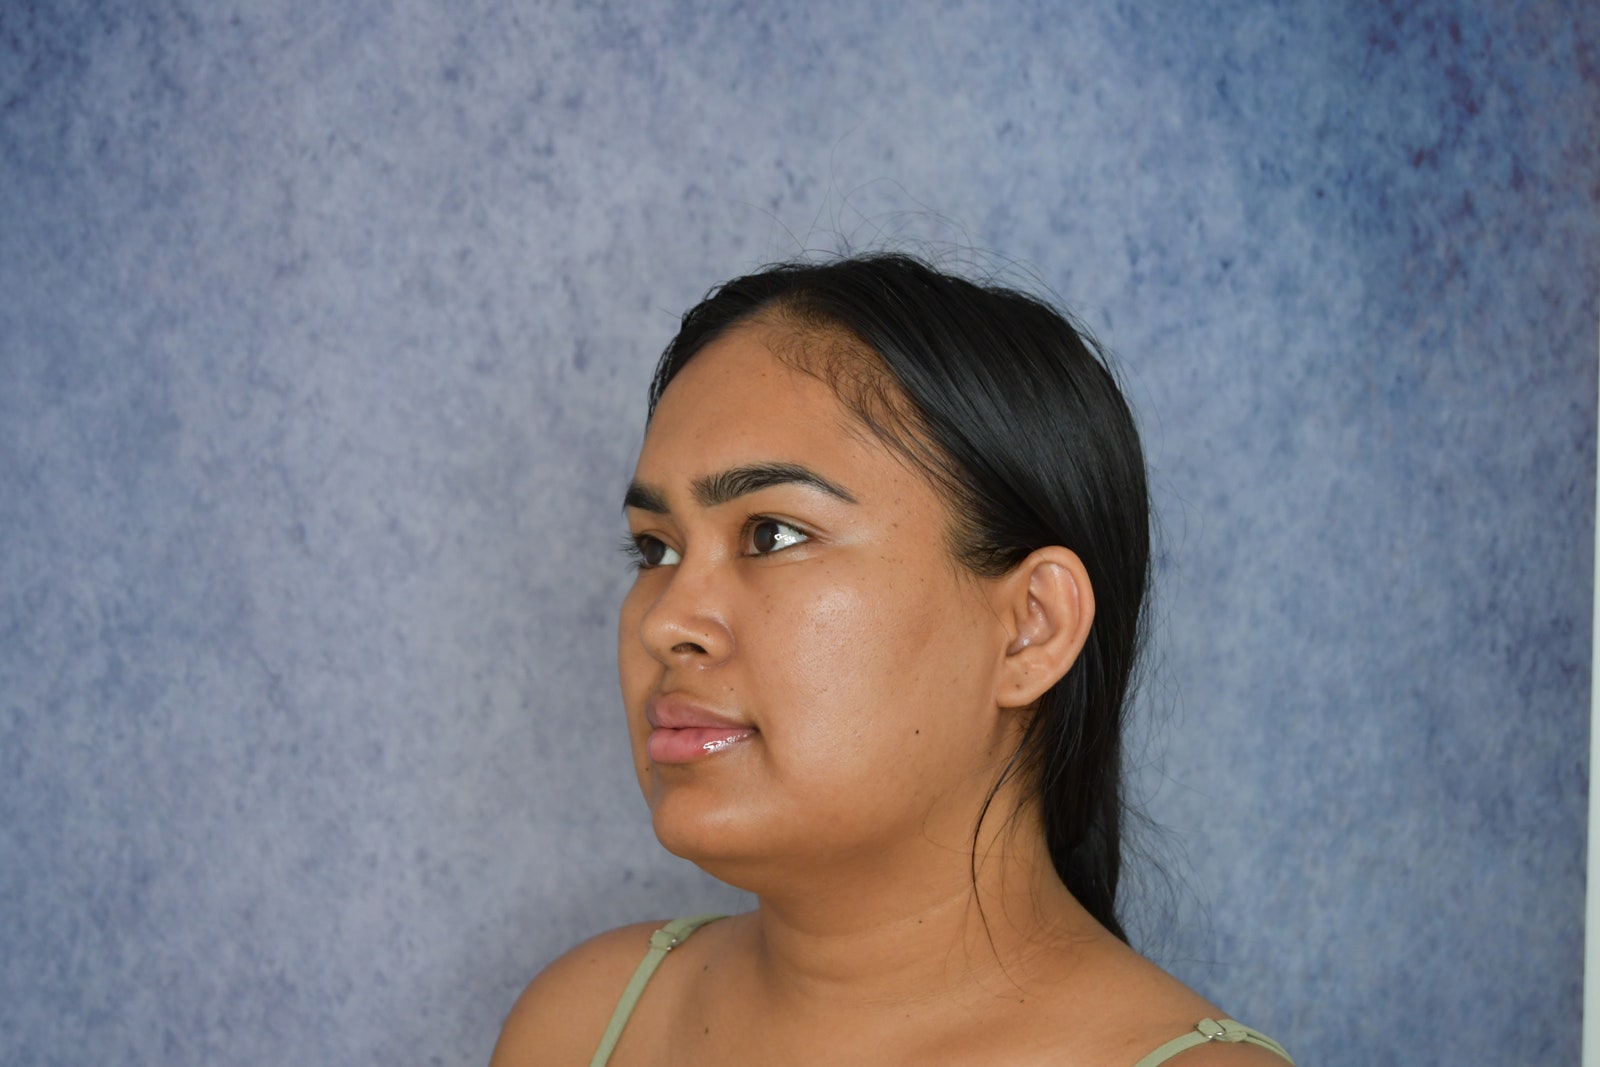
[589, 914, 728, 1067]
[590, 931, 1288, 1067]
[1130, 1017, 1294, 1067]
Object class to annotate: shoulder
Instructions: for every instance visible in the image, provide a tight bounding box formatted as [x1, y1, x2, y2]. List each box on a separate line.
[1153, 1043, 1293, 1066]
[489, 920, 667, 1067]
[1127, 1015, 1294, 1067]
[1078, 946, 1292, 1067]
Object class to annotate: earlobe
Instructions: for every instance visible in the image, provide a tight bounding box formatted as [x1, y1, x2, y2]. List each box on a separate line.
[996, 547, 1095, 709]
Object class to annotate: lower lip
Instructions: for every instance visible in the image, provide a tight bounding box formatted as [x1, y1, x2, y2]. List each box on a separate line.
[647, 726, 756, 764]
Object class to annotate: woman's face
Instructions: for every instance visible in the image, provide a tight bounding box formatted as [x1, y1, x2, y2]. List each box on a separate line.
[618, 323, 1021, 885]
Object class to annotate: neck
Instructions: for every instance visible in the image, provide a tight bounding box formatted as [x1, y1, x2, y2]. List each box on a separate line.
[726, 806, 1113, 1010]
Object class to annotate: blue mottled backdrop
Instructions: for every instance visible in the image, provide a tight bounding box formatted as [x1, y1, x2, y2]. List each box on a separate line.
[2, 2, 1595, 1064]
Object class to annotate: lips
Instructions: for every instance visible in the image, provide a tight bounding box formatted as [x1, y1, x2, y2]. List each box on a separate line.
[645, 695, 756, 764]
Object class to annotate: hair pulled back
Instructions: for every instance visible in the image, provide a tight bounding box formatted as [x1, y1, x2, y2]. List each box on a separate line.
[646, 253, 1150, 942]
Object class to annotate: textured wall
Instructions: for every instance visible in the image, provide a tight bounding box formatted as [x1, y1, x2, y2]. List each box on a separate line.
[2, 2, 1595, 1064]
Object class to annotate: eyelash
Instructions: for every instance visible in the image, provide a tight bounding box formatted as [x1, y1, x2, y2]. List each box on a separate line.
[619, 517, 810, 570]
[617, 533, 654, 569]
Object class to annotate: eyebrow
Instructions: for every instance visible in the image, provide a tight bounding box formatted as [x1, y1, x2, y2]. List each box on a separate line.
[623, 462, 859, 514]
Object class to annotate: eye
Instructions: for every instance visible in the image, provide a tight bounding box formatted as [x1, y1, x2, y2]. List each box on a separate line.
[747, 518, 809, 556]
[623, 534, 682, 569]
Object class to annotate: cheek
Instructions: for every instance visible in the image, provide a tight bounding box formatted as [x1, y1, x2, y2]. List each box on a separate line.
[754, 560, 995, 786]
[616, 586, 656, 737]
[616, 589, 641, 685]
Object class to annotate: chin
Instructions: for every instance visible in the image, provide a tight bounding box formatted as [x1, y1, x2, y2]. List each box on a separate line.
[647, 788, 798, 894]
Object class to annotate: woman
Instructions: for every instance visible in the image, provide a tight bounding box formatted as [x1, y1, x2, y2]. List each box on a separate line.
[493, 255, 1293, 1066]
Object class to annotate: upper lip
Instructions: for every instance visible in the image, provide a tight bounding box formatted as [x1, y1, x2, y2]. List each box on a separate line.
[646, 694, 752, 731]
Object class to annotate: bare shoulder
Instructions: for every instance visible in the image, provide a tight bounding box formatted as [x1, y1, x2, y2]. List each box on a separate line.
[489, 920, 666, 1067]
[1156, 1042, 1295, 1066]
[1076, 942, 1292, 1067]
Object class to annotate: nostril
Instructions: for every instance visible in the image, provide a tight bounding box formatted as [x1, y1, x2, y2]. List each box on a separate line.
[671, 641, 709, 655]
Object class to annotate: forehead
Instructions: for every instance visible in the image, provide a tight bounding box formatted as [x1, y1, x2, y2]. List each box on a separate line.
[635, 324, 910, 496]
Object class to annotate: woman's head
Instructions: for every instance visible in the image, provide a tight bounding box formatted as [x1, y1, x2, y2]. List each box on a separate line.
[623, 253, 1150, 941]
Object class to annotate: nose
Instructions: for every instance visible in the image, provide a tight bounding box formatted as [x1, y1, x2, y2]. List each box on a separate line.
[634, 556, 734, 668]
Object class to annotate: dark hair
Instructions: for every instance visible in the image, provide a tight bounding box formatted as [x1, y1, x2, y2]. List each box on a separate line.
[646, 253, 1151, 942]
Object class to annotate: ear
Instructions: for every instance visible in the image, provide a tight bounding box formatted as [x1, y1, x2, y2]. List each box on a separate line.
[993, 546, 1095, 710]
